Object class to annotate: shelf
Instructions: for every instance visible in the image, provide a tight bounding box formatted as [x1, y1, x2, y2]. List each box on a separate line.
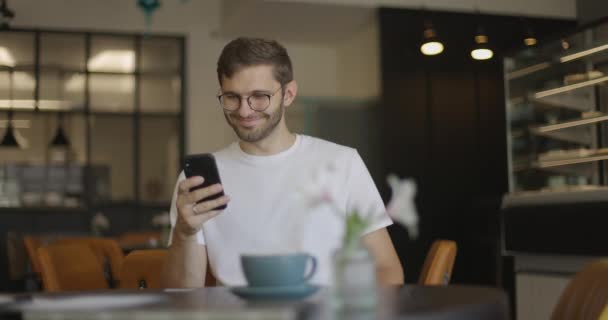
[531, 126, 592, 145]
[531, 114, 608, 133]
[516, 161, 596, 177]
[506, 62, 551, 80]
[531, 88, 595, 112]
[515, 149, 608, 171]
[503, 187, 608, 206]
[559, 43, 608, 63]
[537, 151, 608, 168]
[533, 75, 608, 99]
[506, 42, 608, 80]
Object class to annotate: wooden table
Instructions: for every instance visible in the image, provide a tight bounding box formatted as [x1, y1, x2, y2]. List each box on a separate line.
[1, 285, 509, 320]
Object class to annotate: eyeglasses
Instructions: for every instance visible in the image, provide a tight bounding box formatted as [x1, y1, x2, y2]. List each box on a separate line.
[217, 87, 282, 112]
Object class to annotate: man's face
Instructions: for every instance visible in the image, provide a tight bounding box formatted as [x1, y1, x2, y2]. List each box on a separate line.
[220, 65, 285, 143]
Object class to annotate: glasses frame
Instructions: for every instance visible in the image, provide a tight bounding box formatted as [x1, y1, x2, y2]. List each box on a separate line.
[217, 86, 283, 112]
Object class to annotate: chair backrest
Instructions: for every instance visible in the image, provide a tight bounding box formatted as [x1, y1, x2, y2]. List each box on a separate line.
[551, 259, 608, 320]
[23, 235, 43, 274]
[599, 304, 608, 320]
[118, 231, 161, 247]
[119, 249, 167, 289]
[37, 243, 109, 292]
[55, 237, 124, 284]
[418, 239, 457, 286]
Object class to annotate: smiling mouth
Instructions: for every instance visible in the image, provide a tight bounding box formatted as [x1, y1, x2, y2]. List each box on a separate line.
[235, 117, 262, 128]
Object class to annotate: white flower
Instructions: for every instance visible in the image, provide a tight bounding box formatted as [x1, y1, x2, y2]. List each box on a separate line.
[298, 159, 342, 211]
[91, 212, 110, 230]
[299, 161, 420, 245]
[152, 211, 171, 226]
[386, 174, 419, 239]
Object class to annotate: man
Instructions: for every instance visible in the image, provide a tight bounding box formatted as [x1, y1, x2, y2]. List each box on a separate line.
[162, 37, 403, 287]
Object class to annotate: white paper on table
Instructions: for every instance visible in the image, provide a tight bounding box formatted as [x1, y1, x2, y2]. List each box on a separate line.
[0, 295, 14, 304]
[21, 294, 165, 311]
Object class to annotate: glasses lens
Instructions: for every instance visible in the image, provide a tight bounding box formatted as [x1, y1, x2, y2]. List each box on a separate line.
[249, 93, 271, 111]
[220, 94, 239, 110]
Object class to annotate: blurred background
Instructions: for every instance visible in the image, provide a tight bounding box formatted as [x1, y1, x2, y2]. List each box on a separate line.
[0, 0, 605, 318]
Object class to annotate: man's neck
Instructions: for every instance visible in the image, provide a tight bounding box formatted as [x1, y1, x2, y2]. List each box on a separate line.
[239, 127, 296, 156]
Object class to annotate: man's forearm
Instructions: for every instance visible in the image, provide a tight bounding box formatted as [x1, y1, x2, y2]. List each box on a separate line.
[376, 265, 404, 286]
[161, 233, 206, 288]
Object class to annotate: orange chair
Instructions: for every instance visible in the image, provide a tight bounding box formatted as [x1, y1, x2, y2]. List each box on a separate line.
[37, 243, 109, 292]
[418, 239, 457, 286]
[117, 231, 162, 248]
[23, 235, 44, 275]
[551, 259, 608, 320]
[55, 237, 124, 285]
[119, 250, 167, 289]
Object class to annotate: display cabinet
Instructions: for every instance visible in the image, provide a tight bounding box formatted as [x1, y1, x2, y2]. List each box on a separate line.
[505, 20, 608, 198]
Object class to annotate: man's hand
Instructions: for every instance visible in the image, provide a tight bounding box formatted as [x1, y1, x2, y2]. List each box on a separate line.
[175, 176, 230, 238]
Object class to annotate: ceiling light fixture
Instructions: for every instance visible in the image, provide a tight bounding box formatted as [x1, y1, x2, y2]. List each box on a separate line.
[50, 113, 70, 148]
[0, 0, 15, 30]
[521, 18, 537, 46]
[471, 28, 494, 60]
[523, 33, 537, 46]
[420, 21, 444, 56]
[1, 71, 25, 148]
[0, 109, 19, 147]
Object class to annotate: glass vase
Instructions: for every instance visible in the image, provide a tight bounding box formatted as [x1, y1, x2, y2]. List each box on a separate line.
[331, 243, 377, 310]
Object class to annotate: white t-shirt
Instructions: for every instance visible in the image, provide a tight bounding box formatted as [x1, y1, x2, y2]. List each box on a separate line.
[168, 135, 392, 286]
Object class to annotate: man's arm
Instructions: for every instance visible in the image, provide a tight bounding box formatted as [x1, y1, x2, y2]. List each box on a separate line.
[161, 176, 230, 288]
[362, 227, 404, 285]
[161, 234, 207, 288]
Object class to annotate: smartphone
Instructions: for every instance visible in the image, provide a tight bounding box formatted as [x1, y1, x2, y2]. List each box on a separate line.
[183, 153, 227, 210]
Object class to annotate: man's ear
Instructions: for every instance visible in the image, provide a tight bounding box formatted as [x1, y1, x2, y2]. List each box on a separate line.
[282, 80, 298, 107]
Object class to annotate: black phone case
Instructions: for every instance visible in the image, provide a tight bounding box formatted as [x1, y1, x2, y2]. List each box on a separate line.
[183, 153, 227, 210]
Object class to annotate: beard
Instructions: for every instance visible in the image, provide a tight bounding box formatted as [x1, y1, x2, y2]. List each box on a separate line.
[224, 102, 285, 143]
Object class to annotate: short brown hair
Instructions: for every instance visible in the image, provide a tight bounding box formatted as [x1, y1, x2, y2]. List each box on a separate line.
[216, 37, 293, 86]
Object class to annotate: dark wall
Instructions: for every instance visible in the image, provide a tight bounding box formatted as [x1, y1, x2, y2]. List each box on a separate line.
[378, 8, 576, 285]
[577, 0, 608, 24]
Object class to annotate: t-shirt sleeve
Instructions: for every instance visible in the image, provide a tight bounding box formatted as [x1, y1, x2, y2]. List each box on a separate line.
[167, 171, 206, 246]
[344, 150, 393, 236]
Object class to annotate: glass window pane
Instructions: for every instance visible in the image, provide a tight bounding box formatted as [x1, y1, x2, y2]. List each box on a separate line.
[90, 74, 135, 113]
[0, 111, 41, 162]
[0, 112, 86, 207]
[0, 70, 36, 110]
[39, 71, 85, 111]
[39, 33, 86, 112]
[0, 32, 35, 67]
[0, 112, 85, 163]
[0, 32, 35, 110]
[40, 33, 86, 70]
[90, 36, 135, 73]
[0, 71, 8, 108]
[139, 116, 180, 204]
[11, 70, 36, 109]
[141, 37, 181, 73]
[140, 75, 181, 114]
[90, 115, 134, 203]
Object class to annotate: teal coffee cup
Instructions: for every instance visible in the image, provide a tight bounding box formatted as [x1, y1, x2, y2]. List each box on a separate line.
[241, 253, 317, 287]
